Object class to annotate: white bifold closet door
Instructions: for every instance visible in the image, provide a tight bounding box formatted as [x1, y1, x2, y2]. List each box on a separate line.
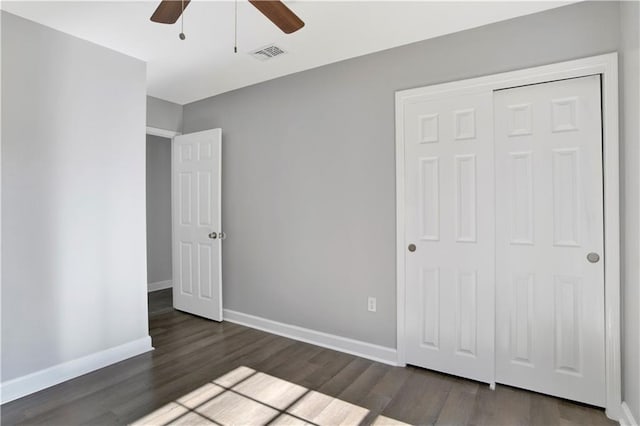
[172, 129, 223, 322]
[404, 91, 495, 384]
[494, 75, 606, 406]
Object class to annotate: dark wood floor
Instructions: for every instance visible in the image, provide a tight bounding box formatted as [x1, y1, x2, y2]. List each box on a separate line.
[148, 288, 173, 317]
[2, 292, 615, 425]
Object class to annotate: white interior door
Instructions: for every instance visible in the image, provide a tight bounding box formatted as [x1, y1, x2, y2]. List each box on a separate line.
[494, 75, 606, 406]
[172, 128, 223, 321]
[403, 90, 495, 384]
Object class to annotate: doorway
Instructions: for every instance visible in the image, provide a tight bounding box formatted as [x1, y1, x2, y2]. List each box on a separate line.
[146, 133, 174, 316]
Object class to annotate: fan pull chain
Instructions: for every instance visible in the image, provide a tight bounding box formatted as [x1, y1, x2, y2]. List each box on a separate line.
[179, 0, 186, 40]
[234, 0, 238, 53]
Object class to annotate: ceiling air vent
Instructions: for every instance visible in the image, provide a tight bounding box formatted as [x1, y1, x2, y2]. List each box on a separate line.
[251, 44, 287, 61]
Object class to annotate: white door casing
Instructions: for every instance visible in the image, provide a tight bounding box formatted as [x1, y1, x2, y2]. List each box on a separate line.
[172, 129, 223, 321]
[494, 75, 605, 406]
[403, 90, 495, 384]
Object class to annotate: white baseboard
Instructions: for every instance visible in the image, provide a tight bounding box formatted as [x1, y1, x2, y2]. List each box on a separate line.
[620, 402, 639, 426]
[0, 336, 153, 404]
[148, 280, 172, 292]
[223, 309, 398, 366]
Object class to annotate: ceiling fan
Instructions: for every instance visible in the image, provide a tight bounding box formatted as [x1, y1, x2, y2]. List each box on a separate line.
[150, 0, 305, 34]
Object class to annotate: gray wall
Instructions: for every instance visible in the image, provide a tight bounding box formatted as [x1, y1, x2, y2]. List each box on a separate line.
[1, 12, 149, 381]
[620, 0, 640, 421]
[146, 134, 173, 286]
[183, 1, 621, 349]
[147, 96, 183, 133]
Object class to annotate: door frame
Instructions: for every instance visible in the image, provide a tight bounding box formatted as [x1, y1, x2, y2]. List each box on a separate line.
[395, 53, 620, 420]
[146, 126, 181, 139]
[145, 126, 181, 292]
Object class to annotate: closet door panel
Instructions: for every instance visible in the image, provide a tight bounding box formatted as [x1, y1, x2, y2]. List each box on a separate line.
[403, 90, 495, 384]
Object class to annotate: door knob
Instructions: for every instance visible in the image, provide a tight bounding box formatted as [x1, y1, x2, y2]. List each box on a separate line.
[587, 252, 600, 263]
[208, 232, 217, 239]
[218, 232, 226, 240]
[408, 243, 416, 252]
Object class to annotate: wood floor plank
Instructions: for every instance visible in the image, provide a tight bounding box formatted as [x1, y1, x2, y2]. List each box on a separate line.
[557, 398, 616, 426]
[300, 350, 356, 390]
[382, 368, 453, 425]
[368, 364, 412, 403]
[434, 379, 479, 426]
[147, 289, 173, 317]
[479, 384, 531, 426]
[468, 384, 499, 426]
[253, 341, 325, 384]
[338, 362, 390, 406]
[1, 302, 615, 426]
[530, 392, 563, 426]
[317, 357, 372, 397]
[336, 363, 395, 425]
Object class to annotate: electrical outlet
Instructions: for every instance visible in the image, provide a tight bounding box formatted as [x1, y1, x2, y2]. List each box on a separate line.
[368, 297, 377, 312]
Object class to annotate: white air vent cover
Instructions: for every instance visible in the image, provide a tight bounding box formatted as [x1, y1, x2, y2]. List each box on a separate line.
[251, 44, 287, 61]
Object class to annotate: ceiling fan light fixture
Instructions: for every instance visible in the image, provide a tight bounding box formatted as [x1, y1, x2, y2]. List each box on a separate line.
[248, 0, 305, 34]
[150, 0, 305, 35]
[150, 0, 191, 24]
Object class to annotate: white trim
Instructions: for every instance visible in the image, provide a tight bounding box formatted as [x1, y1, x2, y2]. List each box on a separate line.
[146, 126, 181, 139]
[148, 279, 172, 292]
[0, 336, 153, 404]
[600, 57, 622, 422]
[223, 309, 398, 366]
[620, 402, 639, 426]
[395, 94, 407, 367]
[395, 53, 621, 420]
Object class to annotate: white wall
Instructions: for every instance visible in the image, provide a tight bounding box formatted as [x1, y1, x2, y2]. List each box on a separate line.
[1, 11, 151, 395]
[620, 1, 640, 422]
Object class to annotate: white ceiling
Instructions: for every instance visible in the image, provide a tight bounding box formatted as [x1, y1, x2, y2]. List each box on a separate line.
[2, 1, 576, 105]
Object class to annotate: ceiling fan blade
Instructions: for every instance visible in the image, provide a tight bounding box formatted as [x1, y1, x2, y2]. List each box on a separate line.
[150, 0, 191, 24]
[248, 1, 305, 34]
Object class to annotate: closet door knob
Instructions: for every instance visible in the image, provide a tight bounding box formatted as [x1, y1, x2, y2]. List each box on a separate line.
[587, 252, 600, 263]
[208, 232, 217, 239]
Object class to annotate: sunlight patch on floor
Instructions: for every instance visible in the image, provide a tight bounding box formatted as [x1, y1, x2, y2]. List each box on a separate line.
[131, 366, 410, 425]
